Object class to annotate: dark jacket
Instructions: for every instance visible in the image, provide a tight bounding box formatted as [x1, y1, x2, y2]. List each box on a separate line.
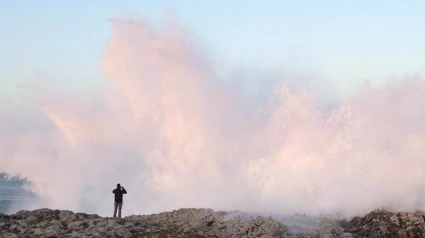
[112, 187, 127, 203]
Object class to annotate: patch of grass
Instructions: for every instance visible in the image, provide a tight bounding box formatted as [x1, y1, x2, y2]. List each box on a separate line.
[116, 219, 125, 225]
[133, 229, 210, 238]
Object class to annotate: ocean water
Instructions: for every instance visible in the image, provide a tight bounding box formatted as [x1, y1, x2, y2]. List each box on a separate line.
[0, 174, 37, 214]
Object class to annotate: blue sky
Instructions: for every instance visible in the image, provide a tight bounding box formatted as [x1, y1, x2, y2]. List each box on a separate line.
[1, 0, 425, 97]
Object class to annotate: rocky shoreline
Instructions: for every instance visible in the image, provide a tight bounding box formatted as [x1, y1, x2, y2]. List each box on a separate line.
[0, 208, 424, 238]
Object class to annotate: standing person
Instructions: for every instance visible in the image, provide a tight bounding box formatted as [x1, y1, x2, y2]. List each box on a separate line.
[112, 183, 127, 218]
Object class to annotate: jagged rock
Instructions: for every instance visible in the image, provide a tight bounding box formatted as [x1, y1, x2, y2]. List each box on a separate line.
[339, 210, 425, 238]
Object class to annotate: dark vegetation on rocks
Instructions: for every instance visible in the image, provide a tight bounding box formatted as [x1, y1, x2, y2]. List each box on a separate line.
[0, 208, 424, 237]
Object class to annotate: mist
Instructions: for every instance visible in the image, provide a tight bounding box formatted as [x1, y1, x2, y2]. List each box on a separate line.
[1, 17, 425, 218]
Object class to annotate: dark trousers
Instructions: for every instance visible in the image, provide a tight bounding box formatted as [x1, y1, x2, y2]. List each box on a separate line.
[113, 202, 123, 218]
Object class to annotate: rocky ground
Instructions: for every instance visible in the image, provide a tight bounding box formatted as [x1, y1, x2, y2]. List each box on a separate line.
[339, 209, 425, 238]
[0, 208, 424, 238]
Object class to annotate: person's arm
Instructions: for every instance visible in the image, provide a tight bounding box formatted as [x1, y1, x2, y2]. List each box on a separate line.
[121, 187, 127, 194]
[112, 189, 116, 194]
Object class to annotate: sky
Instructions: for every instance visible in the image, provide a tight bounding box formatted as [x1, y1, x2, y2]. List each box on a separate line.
[1, 0, 425, 98]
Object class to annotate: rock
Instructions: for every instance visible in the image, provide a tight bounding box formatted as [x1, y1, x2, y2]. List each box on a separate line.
[318, 217, 344, 238]
[1, 207, 425, 237]
[339, 209, 425, 238]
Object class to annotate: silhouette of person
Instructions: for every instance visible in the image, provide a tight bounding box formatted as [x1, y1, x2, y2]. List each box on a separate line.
[112, 183, 127, 218]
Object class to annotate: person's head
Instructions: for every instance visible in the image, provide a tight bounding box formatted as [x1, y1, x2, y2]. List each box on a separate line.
[117, 183, 121, 188]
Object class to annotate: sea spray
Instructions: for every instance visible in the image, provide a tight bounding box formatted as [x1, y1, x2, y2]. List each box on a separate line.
[1, 17, 425, 219]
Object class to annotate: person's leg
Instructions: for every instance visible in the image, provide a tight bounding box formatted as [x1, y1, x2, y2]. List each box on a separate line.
[118, 202, 123, 218]
[113, 202, 118, 217]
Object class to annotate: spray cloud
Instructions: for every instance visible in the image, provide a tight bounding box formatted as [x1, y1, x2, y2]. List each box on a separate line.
[1, 17, 425, 218]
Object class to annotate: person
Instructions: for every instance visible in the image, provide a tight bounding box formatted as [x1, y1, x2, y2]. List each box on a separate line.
[112, 183, 127, 218]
